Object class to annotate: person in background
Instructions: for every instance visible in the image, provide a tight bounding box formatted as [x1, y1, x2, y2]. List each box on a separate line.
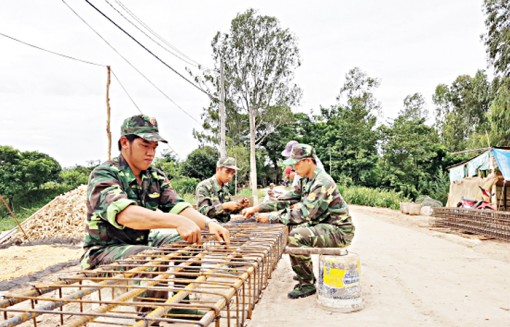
[195, 157, 250, 223]
[283, 166, 295, 187]
[242, 144, 355, 299]
[264, 182, 284, 202]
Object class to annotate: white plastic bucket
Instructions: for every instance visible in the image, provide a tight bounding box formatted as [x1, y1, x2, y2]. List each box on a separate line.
[317, 252, 363, 312]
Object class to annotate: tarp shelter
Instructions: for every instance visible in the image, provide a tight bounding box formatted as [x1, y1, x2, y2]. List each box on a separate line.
[447, 147, 510, 209]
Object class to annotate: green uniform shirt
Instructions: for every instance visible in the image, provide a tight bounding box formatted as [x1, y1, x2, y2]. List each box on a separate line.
[195, 175, 240, 223]
[260, 168, 354, 234]
[83, 154, 191, 250]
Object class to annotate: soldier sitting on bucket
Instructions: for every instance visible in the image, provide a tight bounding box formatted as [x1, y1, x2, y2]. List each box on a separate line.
[195, 157, 250, 223]
[242, 144, 355, 299]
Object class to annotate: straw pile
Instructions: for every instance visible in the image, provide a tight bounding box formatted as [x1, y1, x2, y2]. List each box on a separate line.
[12, 185, 87, 244]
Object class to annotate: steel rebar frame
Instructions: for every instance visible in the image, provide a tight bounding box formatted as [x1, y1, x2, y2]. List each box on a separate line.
[433, 207, 510, 241]
[0, 223, 288, 327]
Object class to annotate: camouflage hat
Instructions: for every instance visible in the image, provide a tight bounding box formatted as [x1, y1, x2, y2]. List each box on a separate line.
[281, 140, 299, 157]
[283, 144, 316, 165]
[217, 157, 239, 170]
[120, 114, 168, 143]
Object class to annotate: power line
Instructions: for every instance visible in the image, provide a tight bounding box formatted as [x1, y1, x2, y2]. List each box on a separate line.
[111, 69, 142, 114]
[0, 31, 105, 67]
[84, 0, 217, 101]
[61, 0, 201, 125]
[108, 0, 204, 69]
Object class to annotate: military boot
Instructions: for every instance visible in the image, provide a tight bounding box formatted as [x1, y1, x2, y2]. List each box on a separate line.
[287, 283, 317, 299]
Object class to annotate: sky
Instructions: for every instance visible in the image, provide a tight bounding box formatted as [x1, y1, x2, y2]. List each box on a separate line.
[0, 0, 489, 168]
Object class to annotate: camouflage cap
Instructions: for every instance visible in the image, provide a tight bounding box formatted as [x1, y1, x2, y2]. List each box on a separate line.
[283, 144, 316, 165]
[217, 157, 239, 170]
[281, 140, 299, 157]
[120, 114, 168, 143]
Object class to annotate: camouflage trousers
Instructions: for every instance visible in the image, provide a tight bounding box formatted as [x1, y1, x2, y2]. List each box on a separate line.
[80, 231, 181, 270]
[81, 232, 191, 311]
[288, 224, 352, 285]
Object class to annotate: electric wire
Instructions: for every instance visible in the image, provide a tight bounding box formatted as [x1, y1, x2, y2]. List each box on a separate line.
[111, 70, 184, 162]
[107, 0, 202, 69]
[61, 0, 201, 125]
[111, 69, 142, 114]
[114, 0, 204, 69]
[0, 31, 105, 67]
[84, 0, 217, 101]
[1, 12, 191, 166]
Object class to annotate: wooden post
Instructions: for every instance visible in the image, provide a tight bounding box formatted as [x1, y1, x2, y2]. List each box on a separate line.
[0, 194, 30, 242]
[106, 66, 112, 160]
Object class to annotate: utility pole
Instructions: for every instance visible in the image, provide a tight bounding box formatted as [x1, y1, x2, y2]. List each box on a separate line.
[219, 61, 226, 159]
[106, 65, 112, 160]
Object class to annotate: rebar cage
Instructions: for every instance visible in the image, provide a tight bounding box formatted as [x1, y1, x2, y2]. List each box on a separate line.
[0, 223, 288, 327]
[433, 207, 510, 241]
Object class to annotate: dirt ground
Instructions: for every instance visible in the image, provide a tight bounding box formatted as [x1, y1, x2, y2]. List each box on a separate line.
[1, 205, 509, 326]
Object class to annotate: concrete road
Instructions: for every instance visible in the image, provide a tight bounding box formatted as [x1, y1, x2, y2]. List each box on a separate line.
[248, 205, 510, 327]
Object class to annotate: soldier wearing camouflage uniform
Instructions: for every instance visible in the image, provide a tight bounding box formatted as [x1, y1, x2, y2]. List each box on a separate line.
[195, 157, 249, 223]
[81, 114, 230, 270]
[242, 144, 355, 299]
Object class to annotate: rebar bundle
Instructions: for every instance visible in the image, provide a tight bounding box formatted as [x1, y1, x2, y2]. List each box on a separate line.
[433, 208, 510, 241]
[0, 223, 287, 327]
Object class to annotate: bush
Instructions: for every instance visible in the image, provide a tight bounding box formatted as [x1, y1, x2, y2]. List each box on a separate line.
[171, 177, 200, 195]
[339, 185, 409, 210]
[60, 169, 89, 189]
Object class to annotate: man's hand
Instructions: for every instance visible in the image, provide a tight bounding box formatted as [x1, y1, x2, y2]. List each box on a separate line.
[175, 217, 202, 244]
[239, 197, 250, 208]
[222, 201, 243, 211]
[255, 213, 270, 223]
[242, 206, 259, 218]
[208, 221, 230, 245]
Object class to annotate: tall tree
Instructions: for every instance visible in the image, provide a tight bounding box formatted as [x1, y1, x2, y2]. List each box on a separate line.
[482, 0, 510, 77]
[400, 93, 428, 119]
[432, 70, 492, 151]
[311, 68, 380, 186]
[196, 9, 302, 203]
[487, 77, 510, 145]
[379, 95, 446, 199]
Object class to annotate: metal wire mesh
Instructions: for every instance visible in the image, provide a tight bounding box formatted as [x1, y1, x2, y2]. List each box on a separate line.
[433, 208, 510, 241]
[0, 223, 288, 327]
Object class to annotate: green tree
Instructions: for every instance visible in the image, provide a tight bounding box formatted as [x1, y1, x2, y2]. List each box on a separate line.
[0, 146, 61, 209]
[487, 77, 510, 145]
[153, 149, 180, 179]
[482, 0, 510, 77]
[196, 9, 302, 203]
[181, 146, 219, 180]
[257, 112, 310, 183]
[380, 95, 447, 199]
[432, 70, 492, 151]
[17, 151, 61, 190]
[0, 146, 23, 207]
[311, 68, 380, 186]
[400, 93, 428, 119]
